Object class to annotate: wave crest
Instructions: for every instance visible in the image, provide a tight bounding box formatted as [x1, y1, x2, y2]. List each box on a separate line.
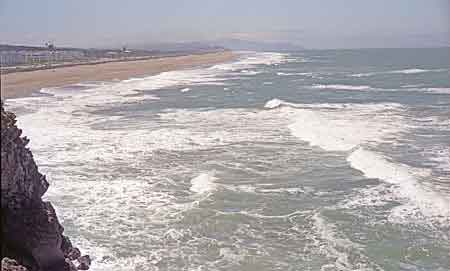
[312, 84, 372, 91]
[347, 148, 450, 225]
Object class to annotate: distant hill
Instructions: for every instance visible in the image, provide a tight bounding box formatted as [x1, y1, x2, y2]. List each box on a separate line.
[130, 42, 226, 54]
[132, 39, 304, 53]
[213, 39, 305, 52]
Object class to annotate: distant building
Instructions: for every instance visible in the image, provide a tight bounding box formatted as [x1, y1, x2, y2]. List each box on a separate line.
[0, 48, 85, 66]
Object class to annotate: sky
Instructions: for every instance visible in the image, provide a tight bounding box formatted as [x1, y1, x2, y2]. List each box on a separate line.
[1, 0, 449, 49]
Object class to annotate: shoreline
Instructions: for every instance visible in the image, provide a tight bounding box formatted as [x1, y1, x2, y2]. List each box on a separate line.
[1, 50, 235, 99]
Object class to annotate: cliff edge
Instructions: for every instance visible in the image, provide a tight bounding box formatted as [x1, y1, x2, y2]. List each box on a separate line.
[1, 101, 90, 271]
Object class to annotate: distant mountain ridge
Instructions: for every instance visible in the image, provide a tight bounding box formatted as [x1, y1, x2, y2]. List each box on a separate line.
[132, 39, 304, 52]
[2, 39, 305, 54]
[214, 39, 305, 52]
[127, 41, 226, 53]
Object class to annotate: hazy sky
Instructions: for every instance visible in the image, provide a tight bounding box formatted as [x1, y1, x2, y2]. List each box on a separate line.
[1, 0, 449, 49]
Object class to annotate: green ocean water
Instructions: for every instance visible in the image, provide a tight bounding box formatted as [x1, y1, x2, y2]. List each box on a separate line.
[7, 47, 450, 270]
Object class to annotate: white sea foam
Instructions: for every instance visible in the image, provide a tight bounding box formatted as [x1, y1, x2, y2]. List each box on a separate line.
[240, 210, 305, 219]
[116, 69, 227, 92]
[400, 84, 424, 88]
[91, 53, 283, 104]
[7, 48, 448, 268]
[398, 86, 450, 94]
[265, 98, 402, 111]
[258, 187, 307, 195]
[312, 212, 362, 250]
[285, 103, 403, 151]
[270, 99, 449, 225]
[348, 148, 450, 225]
[310, 213, 379, 271]
[350, 68, 445, 77]
[339, 183, 398, 210]
[190, 172, 218, 194]
[310, 84, 449, 95]
[389, 68, 431, 74]
[277, 72, 314, 76]
[264, 98, 290, 109]
[16, 109, 243, 166]
[10, 105, 292, 169]
[10, 52, 284, 111]
[240, 69, 261, 75]
[180, 87, 191, 92]
[423, 88, 450, 94]
[422, 146, 450, 172]
[219, 247, 246, 263]
[277, 72, 290, 76]
[350, 72, 376, 77]
[9, 77, 320, 265]
[264, 100, 406, 162]
[211, 52, 288, 72]
[414, 116, 450, 132]
[14, 100, 301, 270]
[312, 84, 372, 91]
[287, 111, 355, 151]
[264, 98, 341, 109]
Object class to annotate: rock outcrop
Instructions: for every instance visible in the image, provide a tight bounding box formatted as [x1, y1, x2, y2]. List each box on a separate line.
[1, 101, 90, 271]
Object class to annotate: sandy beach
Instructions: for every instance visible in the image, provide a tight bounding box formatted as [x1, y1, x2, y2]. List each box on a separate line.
[1, 51, 235, 99]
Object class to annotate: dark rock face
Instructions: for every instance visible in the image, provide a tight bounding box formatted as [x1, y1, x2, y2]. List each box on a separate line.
[76, 256, 91, 271]
[1, 101, 90, 271]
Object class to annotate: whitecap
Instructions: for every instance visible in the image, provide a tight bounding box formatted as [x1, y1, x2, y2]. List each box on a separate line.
[310, 213, 379, 271]
[211, 51, 289, 72]
[312, 84, 372, 91]
[423, 88, 450, 94]
[349, 68, 445, 77]
[389, 68, 431, 74]
[400, 84, 424, 88]
[286, 103, 403, 151]
[277, 72, 292, 76]
[240, 70, 261, 75]
[422, 146, 450, 172]
[347, 148, 450, 225]
[190, 172, 218, 194]
[349, 72, 376, 77]
[264, 98, 287, 109]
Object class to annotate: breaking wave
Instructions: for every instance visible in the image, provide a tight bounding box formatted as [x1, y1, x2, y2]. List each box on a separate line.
[190, 172, 218, 194]
[348, 148, 450, 225]
[350, 68, 447, 77]
[265, 98, 449, 226]
[311, 84, 372, 91]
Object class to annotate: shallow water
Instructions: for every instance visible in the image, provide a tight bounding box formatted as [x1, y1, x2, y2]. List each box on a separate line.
[6, 48, 450, 270]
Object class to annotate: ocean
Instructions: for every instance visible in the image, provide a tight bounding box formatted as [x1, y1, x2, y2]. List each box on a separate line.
[6, 48, 450, 270]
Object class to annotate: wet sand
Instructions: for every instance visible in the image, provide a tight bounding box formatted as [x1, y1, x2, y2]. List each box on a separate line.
[1, 51, 235, 99]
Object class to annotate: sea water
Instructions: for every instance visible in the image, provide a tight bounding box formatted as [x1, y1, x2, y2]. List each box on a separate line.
[6, 48, 450, 270]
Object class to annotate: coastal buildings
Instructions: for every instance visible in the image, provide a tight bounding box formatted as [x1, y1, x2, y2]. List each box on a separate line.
[0, 45, 85, 67]
[0, 49, 85, 66]
[0, 44, 140, 74]
[0, 43, 227, 73]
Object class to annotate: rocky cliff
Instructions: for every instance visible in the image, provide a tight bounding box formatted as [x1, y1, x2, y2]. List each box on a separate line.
[1, 101, 90, 271]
